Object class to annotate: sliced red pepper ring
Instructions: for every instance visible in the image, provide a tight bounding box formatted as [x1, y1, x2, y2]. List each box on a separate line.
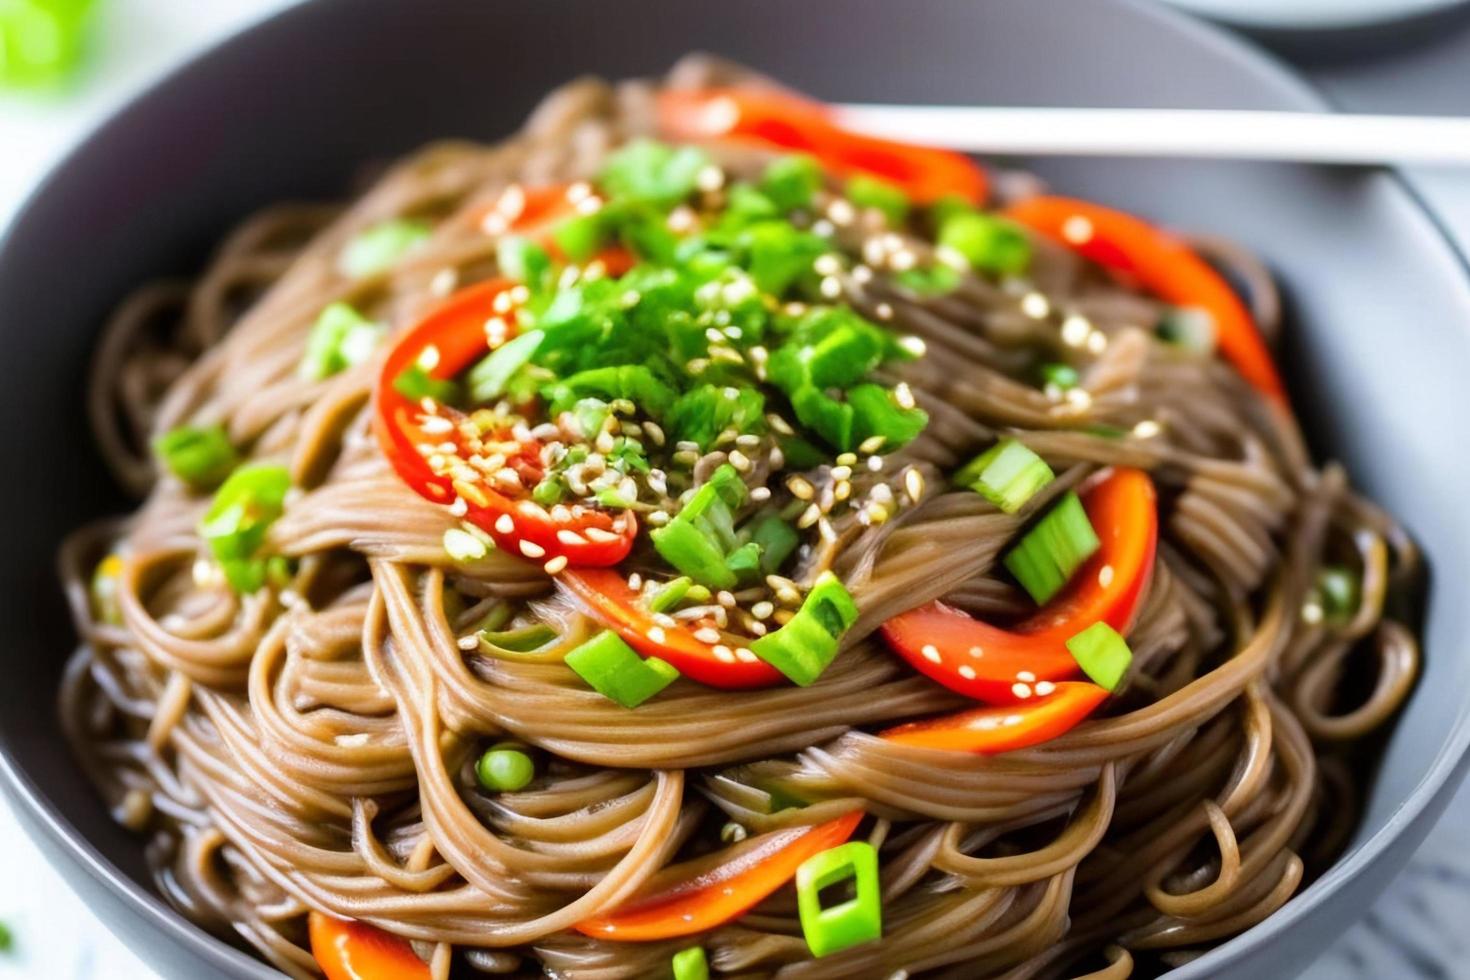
[560, 568, 784, 689]
[576, 810, 863, 941]
[881, 681, 1110, 753]
[1003, 195, 1286, 405]
[373, 281, 637, 567]
[657, 87, 987, 205]
[880, 467, 1157, 704]
[309, 911, 430, 980]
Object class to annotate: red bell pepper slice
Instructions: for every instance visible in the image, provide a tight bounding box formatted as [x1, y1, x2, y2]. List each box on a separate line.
[657, 87, 987, 205]
[373, 280, 637, 567]
[1003, 195, 1286, 405]
[560, 568, 783, 689]
[880, 467, 1156, 703]
[576, 810, 863, 941]
[881, 681, 1110, 753]
[309, 912, 429, 980]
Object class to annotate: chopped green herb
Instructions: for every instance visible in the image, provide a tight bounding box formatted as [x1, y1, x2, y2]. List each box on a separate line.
[339, 218, 431, 278]
[564, 630, 679, 707]
[937, 211, 1031, 276]
[648, 576, 694, 614]
[796, 840, 882, 957]
[650, 464, 750, 589]
[848, 383, 927, 450]
[846, 175, 909, 226]
[393, 364, 459, 405]
[671, 947, 710, 980]
[300, 302, 384, 381]
[600, 139, 712, 207]
[747, 513, 800, 574]
[468, 329, 544, 403]
[738, 220, 829, 296]
[153, 423, 238, 490]
[1039, 362, 1079, 391]
[552, 212, 608, 263]
[1003, 491, 1100, 605]
[749, 571, 858, 686]
[543, 365, 677, 417]
[497, 236, 553, 293]
[1157, 306, 1217, 353]
[666, 384, 766, 451]
[199, 464, 292, 594]
[1066, 621, 1132, 692]
[954, 439, 1054, 513]
[893, 264, 962, 295]
[761, 154, 824, 211]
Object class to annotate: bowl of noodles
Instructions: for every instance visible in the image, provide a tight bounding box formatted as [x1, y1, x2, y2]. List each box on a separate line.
[2, 0, 1469, 978]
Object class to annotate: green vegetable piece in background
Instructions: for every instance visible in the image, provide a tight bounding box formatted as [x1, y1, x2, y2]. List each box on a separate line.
[0, 0, 95, 89]
[338, 218, 431, 278]
[845, 174, 909, 226]
[199, 464, 292, 594]
[299, 302, 384, 381]
[564, 630, 680, 708]
[671, 947, 710, 980]
[760, 154, 824, 211]
[152, 423, 238, 490]
[600, 138, 712, 207]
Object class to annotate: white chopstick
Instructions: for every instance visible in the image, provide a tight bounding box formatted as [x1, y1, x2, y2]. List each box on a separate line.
[832, 105, 1470, 166]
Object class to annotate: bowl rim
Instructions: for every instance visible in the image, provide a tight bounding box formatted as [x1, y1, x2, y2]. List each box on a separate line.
[2, 0, 1469, 977]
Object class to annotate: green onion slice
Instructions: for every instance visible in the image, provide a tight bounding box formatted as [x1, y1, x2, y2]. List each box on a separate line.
[937, 210, 1032, 276]
[671, 947, 710, 980]
[953, 439, 1055, 514]
[1066, 621, 1133, 692]
[199, 464, 292, 594]
[845, 175, 909, 227]
[564, 630, 679, 708]
[468, 329, 544, 404]
[338, 218, 431, 278]
[153, 423, 238, 490]
[796, 840, 882, 957]
[760, 154, 824, 211]
[1003, 491, 1100, 605]
[749, 571, 858, 686]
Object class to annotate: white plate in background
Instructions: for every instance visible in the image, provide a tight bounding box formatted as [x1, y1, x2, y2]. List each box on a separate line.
[1161, 0, 1470, 29]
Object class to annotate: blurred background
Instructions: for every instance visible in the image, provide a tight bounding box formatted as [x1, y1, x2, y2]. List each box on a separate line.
[3, 0, 1470, 976]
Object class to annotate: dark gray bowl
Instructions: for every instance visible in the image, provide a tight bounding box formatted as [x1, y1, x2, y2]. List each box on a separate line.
[2, 0, 1468, 977]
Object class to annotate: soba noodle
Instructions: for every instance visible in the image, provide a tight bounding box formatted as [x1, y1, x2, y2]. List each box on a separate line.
[58, 57, 1421, 979]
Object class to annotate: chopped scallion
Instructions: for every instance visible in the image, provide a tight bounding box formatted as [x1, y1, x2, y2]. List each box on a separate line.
[650, 464, 749, 589]
[747, 514, 799, 574]
[1039, 362, 1079, 391]
[497, 236, 553, 293]
[846, 175, 909, 227]
[153, 423, 238, 490]
[600, 139, 712, 207]
[338, 218, 431, 278]
[760, 154, 824, 211]
[749, 571, 858, 686]
[847, 383, 928, 450]
[468, 329, 543, 403]
[552, 212, 607, 263]
[1157, 306, 1218, 353]
[199, 464, 292, 594]
[393, 364, 459, 405]
[479, 624, 558, 654]
[953, 439, 1054, 513]
[937, 211, 1032, 276]
[564, 630, 679, 708]
[796, 840, 882, 957]
[1003, 491, 1099, 605]
[300, 302, 385, 381]
[1066, 621, 1133, 692]
[648, 576, 693, 614]
[671, 947, 710, 980]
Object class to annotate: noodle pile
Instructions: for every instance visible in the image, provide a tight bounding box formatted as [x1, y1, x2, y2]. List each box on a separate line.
[59, 57, 1421, 979]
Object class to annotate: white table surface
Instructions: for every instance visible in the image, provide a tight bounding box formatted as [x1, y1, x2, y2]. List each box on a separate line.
[2, 2, 1469, 977]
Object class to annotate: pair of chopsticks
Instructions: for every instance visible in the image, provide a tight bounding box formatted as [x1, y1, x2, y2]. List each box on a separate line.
[831, 104, 1470, 166]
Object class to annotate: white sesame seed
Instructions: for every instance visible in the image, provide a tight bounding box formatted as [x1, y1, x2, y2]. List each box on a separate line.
[585, 527, 619, 543]
[647, 626, 667, 644]
[557, 530, 587, 546]
[448, 497, 469, 517]
[1020, 292, 1051, 319]
[958, 665, 977, 680]
[819, 276, 843, 299]
[713, 645, 736, 663]
[728, 450, 752, 472]
[796, 503, 821, 529]
[858, 435, 887, 455]
[1061, 314, 1092, 347]
[420, 416, 454, 435]
[1086, 330, 1109, 354]
[874, 302, 894, 320]
[1004, 714, 1024, 727]
[904, 468, 925, 504]
[652, 612, 677, 628]
[694, 627, 722, 644]
[543, 555, 568, 575]
[1132, 420, 1161, 439]
[1302, 602, 1324, 625]
[750, 486, 771, 503]
[1017, 671, 1037, 683]
[868, 455, 885, 472]
[443, 528, 488, 562]
[1062, 215, 1094, 245]
[518, 540, 546, 558]
[894, 383, 916, 411]
[1099, 564, 1115, 588]
[1035, 681, 1056, 697]
[899, 336, 927, 357]
[1012, 682, 1033, 699]
[788, 476, 814, 500]
[830, 465, 852, 481]
[751, 601, 774, 620]
[493, 514, 513, 535]
[921, 644, 942, 664]
[627, 572, 642, 590]
[735, 648, 759, 663]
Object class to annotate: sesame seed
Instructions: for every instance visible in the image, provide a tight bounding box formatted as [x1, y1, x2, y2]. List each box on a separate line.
[652, 612, 677, 628]
[1020, 292, 1051, 319]
[420, 416, 454, 435]
[543, 555, 568, 575]
[1035, 681, 1056, 697]
[1012, 683, 1033, 699]
[875, 302, 894, 320]
[585, 527, 619, 543]
[448, 497, 468, 517]
[454, 480, 490, 507]
[830, 465, 852, 480]
[858, 435, 887, 455]
[518, 540, 546, 558]
[750, 486, 771, 503]
[969, 646, 984, 658]
[648, 511, 670, 527]
[796, 503, 821, 529]
[557, 530, 587, 546]
[899, 336, 927, 357]
[958, 665, 977, 680]
[921, 645, 942, 663]
[1060, 314, 1091, 347]
[894, 383, 916, 410]
[443, 528, 488, 562]
[728, 450, 752, 472]
[819, 276, 843, 299]
[648, 626, 667, 644]
[751, 601, 774, 619]
[1302, 602, 1324, 625]
[735, 648, 759, 663]
[787, 476, 814, 500]
[1087, 330, 1109, 354]
[713, 645, 736, 663]
[1017, 671, 1037, 683]
[1062, 215, 1094, 244]
[1065, 388, 1094, 412]
[694, 627, 722, 644]
[1132, 420, 1161, 439]
[1098, 565, 1115, 588]
[904, 468, 925, 503]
